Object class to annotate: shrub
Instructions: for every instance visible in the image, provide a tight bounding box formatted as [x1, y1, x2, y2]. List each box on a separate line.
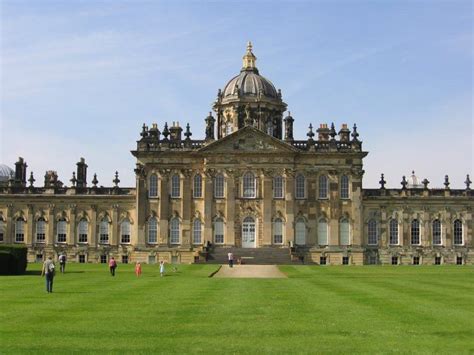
[0, 245, 28, 275]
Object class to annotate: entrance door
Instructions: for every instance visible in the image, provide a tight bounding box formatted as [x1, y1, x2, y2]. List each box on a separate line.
[242, 217, 256, 248]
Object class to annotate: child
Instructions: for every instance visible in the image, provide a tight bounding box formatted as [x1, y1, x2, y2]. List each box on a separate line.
[135, 261, 142, 277]
[159, 260, 165, 277]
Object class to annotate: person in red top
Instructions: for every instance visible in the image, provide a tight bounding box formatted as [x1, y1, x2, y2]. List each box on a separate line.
[109, 257, 117, 276]
[135, 261, 142, 277]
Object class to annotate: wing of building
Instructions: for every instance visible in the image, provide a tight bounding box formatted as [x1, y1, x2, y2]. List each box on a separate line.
[0, 43, 472, 265]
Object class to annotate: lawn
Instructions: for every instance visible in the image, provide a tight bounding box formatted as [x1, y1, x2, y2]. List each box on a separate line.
[0, 264, 473, 354]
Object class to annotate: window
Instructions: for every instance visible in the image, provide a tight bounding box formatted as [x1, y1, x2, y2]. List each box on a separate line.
[389, 219, 399, 245]
[149, 174, 158, 198]
[456, 256, 463, 265]
[273, 218, 283, 244]
[413, 256, 420, 265]
[367, 219, 378, 245]
[273, 175, 284, 199]
[147, 218, 158, 244]
[320, 256, 327, 265]
[148, 255, 156, 264]
[0, 219, 4, 242]
[15, 218, 25, 243]
[57, 218, 67, 243]
[35, 218, 46, 243]
[340, 218, 350, 246]
[411, 219, 420, 245]
[368, 256, 377, 265]
[193, 174, 202, 198]
[214, 174, 225, 198]
[225, 122, 233, 135]
[435, 256, 441, 265]
[100, 255, 107, 264]
[342, 256, 349, 265]
[171, 174, 180, 198]
[317, 218, 328, 245]
[319, 175, 328, 199]
[36, 254, 43, 263]
[193, 219, 202, 244]
[267, 121, 274, 136]
[295, 218, 306, 245]
[122, 255, 129, 264]
[121, 219, 131, 244]
[432, 219, 441, 245]
[78, 255, 86, 263]
[78, 219, 88, 243]
[295, 174, 305, 199]
[391, 256, 398, 265]
[99, 219, 109, 244]
[453, 220, 463, 245]
[340, 175, 349, 199]
[214, 218, 224, 244]
[170, 218, 180, 244]
[243, 172, 256, 198]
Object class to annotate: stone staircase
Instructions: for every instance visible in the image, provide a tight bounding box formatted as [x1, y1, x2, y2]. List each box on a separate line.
[206, 247, 294, 265]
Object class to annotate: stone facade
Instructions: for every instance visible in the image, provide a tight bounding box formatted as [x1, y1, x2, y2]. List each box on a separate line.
[0, 43, 472, 265]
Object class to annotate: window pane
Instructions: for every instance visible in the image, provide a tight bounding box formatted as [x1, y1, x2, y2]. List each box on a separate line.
[432, 220, 441, 245]
[214, 174, 224, 198]
[368, 219, 377, 245]
[295, 218, 306, 245]
[149, 174, 158, 197]
[193, 219, 202, 244]
[411, 219, 420, 245]
[340, 219, 350, 245]
[99, 219, 109, 244]
[389, 219, 398, 245]
[453, 220, 463, 245]
[318, 219, 328, 245]
[121, 219, 131, 244]
[193, 174, 202, 198]
[148, 218, 157, 244]
[57, 219, 67, 243]
[78, 219, 88, 243]
[15, 219, 25, 243]
[273, 175, 284, 198]
[295, 174, 305, 199]
[319, 175, 328, 199]
[340, 175, 349, 199]
[243, 172, 256, 198]
[171, 174, 180, 198]
[273, 218, 283, 244]
[214, 218, 224, 244]
[170, 218, 180, 244]
[36, 218, 46, 243]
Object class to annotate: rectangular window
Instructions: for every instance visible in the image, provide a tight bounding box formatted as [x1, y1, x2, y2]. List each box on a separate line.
[411, 220, 420, 245]
[340, 175, 349, 199]
[193, 221, 202, 245]
[273, 176, 284, 199]
[273, 220, 283, 244]
[79, 255, 86, 263]
[15, 220, 25, 243]
[295, 175, 305, 199]
[320, 256, 327, 265]
[391, 256, 398, 265]
[148, 255, 156, 264]
[413, 256, 420, 265]
[57, 220, 67, 243]
[36, 220, 46, 243]
[389, 220, 399, 245]
[36, 254, 43, 263]
[368, 256, 377, 265]
[432, 220, 442, 245]
[171, 175, 180, 198]
[342, 256, 349, 265]
[193, 175, 202, 198]
[214, 220, 224, 244]
[367, 220, 378, 245]
[434, 256, 441, 265]
[318, 175, 328, 199]
[100, 255, 107, 264]
[121, 233, 130, 244]
[214, 175, 225, 198]
[456, 257, 463, 265]
[122, 255, 129, 264]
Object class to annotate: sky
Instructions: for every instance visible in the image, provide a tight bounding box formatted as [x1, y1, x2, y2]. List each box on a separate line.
[1, 0, 472, 188]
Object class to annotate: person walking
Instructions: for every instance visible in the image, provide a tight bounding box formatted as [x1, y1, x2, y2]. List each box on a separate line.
[159, 260, 165, 277]
[41, 256, 55, 293]
[228, 251, 234, 268]
[109, 257, 117, 276]
[58, 253, 67, 273]
[135, 261, 142, 277]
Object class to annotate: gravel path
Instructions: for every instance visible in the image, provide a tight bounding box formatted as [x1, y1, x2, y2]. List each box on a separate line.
[213, 265, 287, 278]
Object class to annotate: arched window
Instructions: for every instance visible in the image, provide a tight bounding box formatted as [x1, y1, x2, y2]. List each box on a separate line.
[295, 218, 306, 245]
[295, 174, 305, 199]
[57, 218, 67, 243]
[15, 217, 25, 243]
[193, 174, 202, 198]
[171, 174, 180, 198]
[214, 174, 225, 198]
[340, 218, 350, 246]
[340, 175, 349, 199]
[99, 218, 109, 244]
[147, 217, 157, 244]
[432, 219, 441, 245]
[243, 172, 256, 198]
[367, 219, 378, 245]
[453, 219, 463, 245]
[319, 175, 328, 199]
[36, 217, 46, 243]
[78, 219, 88, 243]
[149, 174, 158, 198]
[121, 219, 131, 244]
[170, 218, 180, 244]
[411, 219, 420, 245]
[273, 218, 283, 244]
[193, 219, 202, 244]
[0, 219, 5, 242]
[318, 218, 328, 245]
[214, 218, 224, 244]
[389, 219, 398, 245]
[273, 175, 284, 199]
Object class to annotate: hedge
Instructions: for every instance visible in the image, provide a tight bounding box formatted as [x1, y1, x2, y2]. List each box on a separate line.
[0, 245, 28, 275]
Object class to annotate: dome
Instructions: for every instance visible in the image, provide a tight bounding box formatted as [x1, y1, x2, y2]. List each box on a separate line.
[407, 171, 422, 188]
[0, 164, 14, 182]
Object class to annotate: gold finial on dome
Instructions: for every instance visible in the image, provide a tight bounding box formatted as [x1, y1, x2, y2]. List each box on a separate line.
[242, 41, 257, 71]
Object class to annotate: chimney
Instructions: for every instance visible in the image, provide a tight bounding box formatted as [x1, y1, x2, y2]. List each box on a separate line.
[338, 124, 351, 142]
[76, 158, 88, 188]
[317, 124, 330, 141]
[169, 121, 183, 142]
[14, 157, 27, 187]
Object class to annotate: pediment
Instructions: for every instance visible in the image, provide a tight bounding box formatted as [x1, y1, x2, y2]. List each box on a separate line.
[198, 126, 298, 154]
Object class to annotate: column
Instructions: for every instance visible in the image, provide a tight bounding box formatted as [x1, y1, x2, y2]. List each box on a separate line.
[159, 172, 169, 245]
[47, 204, 55, 245]
[89, 206, 97, 247]
[68, 204, 76, 245]
[134, 168, 147, 247]
[225, 172, 235, 246]
[111, 205, 119, 246]
[262, 171, 272, 246]
[5, 204, 13, 244]
[203, 172, 213, 244]
[284, 170, 294, 246]
[26, 204, 34, 246]
[181, 171, 192, 247]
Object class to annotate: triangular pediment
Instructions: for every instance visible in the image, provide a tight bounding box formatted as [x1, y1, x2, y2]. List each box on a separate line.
[198, 126, 298, 153]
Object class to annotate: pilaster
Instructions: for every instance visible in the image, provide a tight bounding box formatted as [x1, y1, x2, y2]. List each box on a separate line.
[26, 204, 33, 246]
[262, 171, 272, 246]
[225, 171, 235, 246]
[47, 204, 55, 245]
[159, 172, 169, 245]
[284, 171, 294, 245]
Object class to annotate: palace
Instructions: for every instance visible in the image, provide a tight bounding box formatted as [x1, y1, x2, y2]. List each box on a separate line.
[0, 43, 472, 265]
